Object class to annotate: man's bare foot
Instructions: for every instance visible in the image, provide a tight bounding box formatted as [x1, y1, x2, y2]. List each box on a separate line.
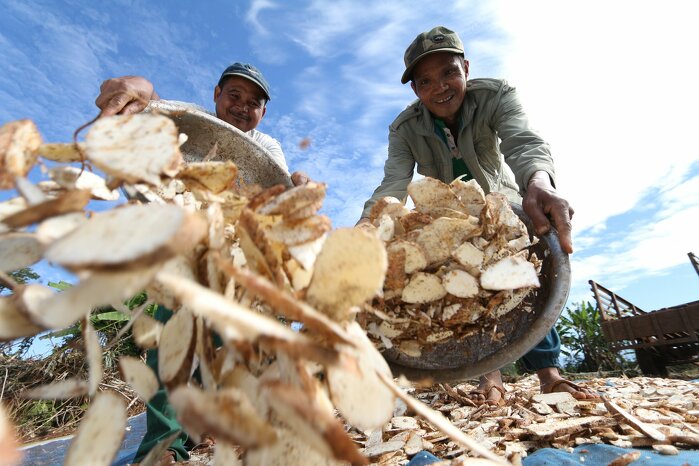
[468, 370, 506, 406]
[537, 367, 600, 400]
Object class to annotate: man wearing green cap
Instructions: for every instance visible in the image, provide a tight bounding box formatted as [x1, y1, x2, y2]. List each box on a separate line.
[360, 26, 598, 406]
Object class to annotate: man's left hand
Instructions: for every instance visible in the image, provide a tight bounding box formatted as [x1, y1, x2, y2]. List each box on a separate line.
[522, 172, 574, 254]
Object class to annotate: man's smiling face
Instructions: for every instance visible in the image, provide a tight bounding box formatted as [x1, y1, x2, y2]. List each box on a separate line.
[214, 76, 267, 132]
[410, 52, 468, 126]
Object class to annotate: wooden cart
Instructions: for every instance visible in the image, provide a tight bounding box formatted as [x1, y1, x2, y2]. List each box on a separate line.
[589, 252, 699, 376]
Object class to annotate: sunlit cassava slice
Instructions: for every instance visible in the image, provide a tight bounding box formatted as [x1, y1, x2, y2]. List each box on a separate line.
[245, 427, 347, 466]
[401, 272, 447, 304]
[178, 161, 238, 194]
[119, 356, 159, 402]
[482, 192, 528, 241]
[0, 189, 91, 230]
[376, 371, 509, 465]
[84, 320, 103, 397]
[256, 181, 326, 218]
[263, 381, 368, 465]
[452, 241, 485, 274]
[168, 385, 277, 448]
[265, 214, 332, 246]
[48, 166, 120, 201]
[407, 176, 465, 213]
[368, 196, 410, 223]
[37, 142, 84, 162]
[216, 259, 353, 346]
[158, 307, 195, 386]
[21, 378, 88, 400]
[0, 296, 43, 342]
[414, 217, 481, 266]
[20, 267, 158, 330]
[85, 113, 183, 186]
[450, 178, 486, 217]
[480, 255, 540, 290]
[213, 441, 242, 466]
[326, 322, 395, 431]
[0, 403, 21, 466]
[387, 240, 427, 274]
[145, 255, 197, 310]
[45, 203, 206, 271]
[15, 176, 46, 205]
[442, 269, 480, 298]
[0, 119, 42, 190]
[306, 228, 387, 322]
[35, 212, 87, 244]
[132, 313, 163, 349]
[0, 232, 43, 272]
[63, 391, 127, 466]
[287, 235, 325, 272]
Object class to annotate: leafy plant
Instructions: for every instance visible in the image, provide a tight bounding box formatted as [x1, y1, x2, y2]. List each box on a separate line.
[556, 301, 628, 373]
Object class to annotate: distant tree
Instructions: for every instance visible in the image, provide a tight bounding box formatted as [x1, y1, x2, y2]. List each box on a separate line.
[556, 301, 628, 372]
[0, 267, 40, 293]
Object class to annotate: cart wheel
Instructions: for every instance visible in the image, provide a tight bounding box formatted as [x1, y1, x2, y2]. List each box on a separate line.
[635, 349, 668, 377]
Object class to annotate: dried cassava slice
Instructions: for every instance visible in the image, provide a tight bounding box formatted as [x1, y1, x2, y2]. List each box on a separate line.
[442, 269, 480, 298]
[0, 232, 43, 272]
[246, 427, 347, 466]
[0, 189, 91, 230]
[63, 391, 126, 466]
[480, 255, 540, 290]
[326, 322, 395, 431]
[137, 431, 182, 466]
[48, 166, 120, 201]
[414, 217, 481, 265]
[21, 378, 88, 400]
[387, 240, 427, 274]
[450, 178, 486, 217]
[408, 176, 465, 212]
[306, 228, 387, 322]
[38, 142, 84, 162]
[15, 176, 46, 205]
[45, 203, 206, 271]
[0, 296, 43, 341]
[0, 403, 21, 466]
[0, 119, 42, 190]
[452, 241, 485, 272]
[178, 161, 238, 193]
[119, 356, 159, 402]
[168, 385, 277, 448]
[85, 113, 183, 186]
[368, 196, 410, 223]
[132, 313, 163, 349]
[84, 320, 103, 397]
[256, 181, 326, 218]
[158, 307, 195, 385]
[401, 272, 447, 304]
[22, 267, 158, 330]
[262, 381, 368, 465]
[35, 212, 87, 244]
[265, 215, 332, 246]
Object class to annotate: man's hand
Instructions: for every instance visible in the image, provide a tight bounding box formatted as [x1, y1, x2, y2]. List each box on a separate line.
[291, 171, 310, 186]
[522, 171, 574, 254]
[94, 76, 160, 117]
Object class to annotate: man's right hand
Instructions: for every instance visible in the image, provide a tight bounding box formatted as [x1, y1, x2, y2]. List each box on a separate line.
[94, 76, 160, 117]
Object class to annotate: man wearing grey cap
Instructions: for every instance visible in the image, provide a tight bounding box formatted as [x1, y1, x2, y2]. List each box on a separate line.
[95, 62, 308, 185]
[360, 26, 597, 406]
[95, 63, 304, 464]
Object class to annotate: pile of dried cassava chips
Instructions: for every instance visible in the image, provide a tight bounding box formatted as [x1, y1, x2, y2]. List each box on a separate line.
[0, 115, 508, 465]
[358, 177, 542, 359]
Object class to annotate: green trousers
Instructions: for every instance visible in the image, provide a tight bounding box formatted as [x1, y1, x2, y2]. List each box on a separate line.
[133, 306, 190, 462]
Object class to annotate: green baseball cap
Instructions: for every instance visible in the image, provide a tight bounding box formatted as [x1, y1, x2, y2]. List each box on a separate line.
[218, 62, 271, 101]
[401, 26, 465, 84]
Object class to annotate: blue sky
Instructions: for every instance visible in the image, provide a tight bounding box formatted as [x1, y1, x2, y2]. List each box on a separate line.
[2, 0, 698, 317]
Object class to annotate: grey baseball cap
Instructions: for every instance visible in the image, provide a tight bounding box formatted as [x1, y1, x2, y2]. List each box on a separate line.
[218, 62, 271, 101]
[401, 26, 465, 84]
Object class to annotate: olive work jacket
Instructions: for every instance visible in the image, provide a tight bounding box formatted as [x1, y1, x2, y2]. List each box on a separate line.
[361, 78, 556, 218]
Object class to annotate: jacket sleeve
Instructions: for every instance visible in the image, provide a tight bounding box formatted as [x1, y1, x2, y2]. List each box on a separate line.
[360, 126, 416, 218]
[491, 82, 556, 193]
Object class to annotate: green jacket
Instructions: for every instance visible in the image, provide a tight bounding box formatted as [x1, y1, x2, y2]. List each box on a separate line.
[362, 78, 556, 218]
